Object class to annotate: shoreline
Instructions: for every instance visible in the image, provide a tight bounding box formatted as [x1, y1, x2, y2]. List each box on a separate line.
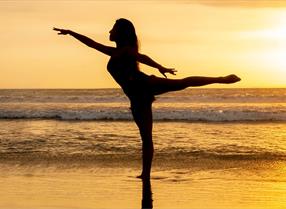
[1, 118, 286, 124]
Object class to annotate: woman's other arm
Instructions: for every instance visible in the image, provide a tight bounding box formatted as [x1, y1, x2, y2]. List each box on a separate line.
[137, 53, 177, 78]
[53, 28, 115, 56]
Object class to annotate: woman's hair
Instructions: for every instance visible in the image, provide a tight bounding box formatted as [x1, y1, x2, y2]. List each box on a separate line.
[114, 18, 139, 51]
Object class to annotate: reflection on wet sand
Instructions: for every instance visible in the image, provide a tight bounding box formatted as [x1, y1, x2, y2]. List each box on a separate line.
[142, 179, 153, 209]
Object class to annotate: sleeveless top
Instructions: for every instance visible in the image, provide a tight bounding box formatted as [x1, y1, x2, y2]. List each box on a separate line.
[107, 49, 155, 105]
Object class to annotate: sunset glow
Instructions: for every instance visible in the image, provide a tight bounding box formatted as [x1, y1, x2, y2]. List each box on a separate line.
[1, 3, 286, 209]
[0, 1, 286, 88]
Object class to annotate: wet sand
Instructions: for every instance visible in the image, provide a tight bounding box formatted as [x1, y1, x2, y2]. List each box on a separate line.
[1, 160, 286, 209]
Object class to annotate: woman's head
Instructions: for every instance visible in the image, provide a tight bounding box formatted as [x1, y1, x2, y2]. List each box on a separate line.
[109, 18, 138, 51]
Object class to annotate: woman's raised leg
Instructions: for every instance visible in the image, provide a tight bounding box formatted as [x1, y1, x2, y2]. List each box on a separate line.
[150, 74, 240, 95]
[131, 101, 154, 179]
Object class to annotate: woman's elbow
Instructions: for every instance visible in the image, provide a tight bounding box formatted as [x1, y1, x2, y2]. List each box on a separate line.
[138, 54, 148, 62]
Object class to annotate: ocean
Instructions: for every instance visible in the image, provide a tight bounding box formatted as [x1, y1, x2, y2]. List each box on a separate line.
[0, 88, 285, 161]
[0, 88, 286, 209]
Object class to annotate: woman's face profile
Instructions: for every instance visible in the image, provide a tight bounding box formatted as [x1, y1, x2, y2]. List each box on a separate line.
[109, 23, 118, 42]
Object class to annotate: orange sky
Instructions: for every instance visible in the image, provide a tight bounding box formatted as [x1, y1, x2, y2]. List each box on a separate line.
[0, 0, 286, 88]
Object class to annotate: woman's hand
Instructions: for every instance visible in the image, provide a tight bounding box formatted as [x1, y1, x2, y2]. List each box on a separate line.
[158, 66, 177, 78]
[53, 27, 70, 35]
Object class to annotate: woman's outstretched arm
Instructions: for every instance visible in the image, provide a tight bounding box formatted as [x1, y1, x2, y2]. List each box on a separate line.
[53, 28, 115, 56]
[137, 53, 177, 78]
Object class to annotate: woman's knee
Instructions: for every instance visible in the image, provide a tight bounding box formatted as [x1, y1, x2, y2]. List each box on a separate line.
[142, 138, 154, 151]
[141, 131, 152, 141]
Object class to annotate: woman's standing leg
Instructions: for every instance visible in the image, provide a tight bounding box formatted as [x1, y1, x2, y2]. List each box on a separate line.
[131, 101, 154, 179]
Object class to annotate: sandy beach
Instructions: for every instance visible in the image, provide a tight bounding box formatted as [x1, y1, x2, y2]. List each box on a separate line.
[1, 157, 286, 209]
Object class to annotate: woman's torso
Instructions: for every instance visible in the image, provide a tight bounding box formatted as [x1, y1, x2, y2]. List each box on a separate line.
[107, 48, 155, 103]
[107, 48, 139, 87]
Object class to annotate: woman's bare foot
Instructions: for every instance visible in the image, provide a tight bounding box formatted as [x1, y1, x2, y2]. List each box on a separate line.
[220, 74, 241, 84]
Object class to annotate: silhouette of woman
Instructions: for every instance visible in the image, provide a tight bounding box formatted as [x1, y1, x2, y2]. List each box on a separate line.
[54, 18, 240, 179]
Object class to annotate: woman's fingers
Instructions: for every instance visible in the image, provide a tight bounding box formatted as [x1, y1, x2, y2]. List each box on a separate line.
[159, 67, 177, 78]
[53, 27, 69, 35]
[168, 68, 177, 75]
[53, 27, 63, 34]
[160, 71, 167, 78]
[53, 27, 62, 32]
